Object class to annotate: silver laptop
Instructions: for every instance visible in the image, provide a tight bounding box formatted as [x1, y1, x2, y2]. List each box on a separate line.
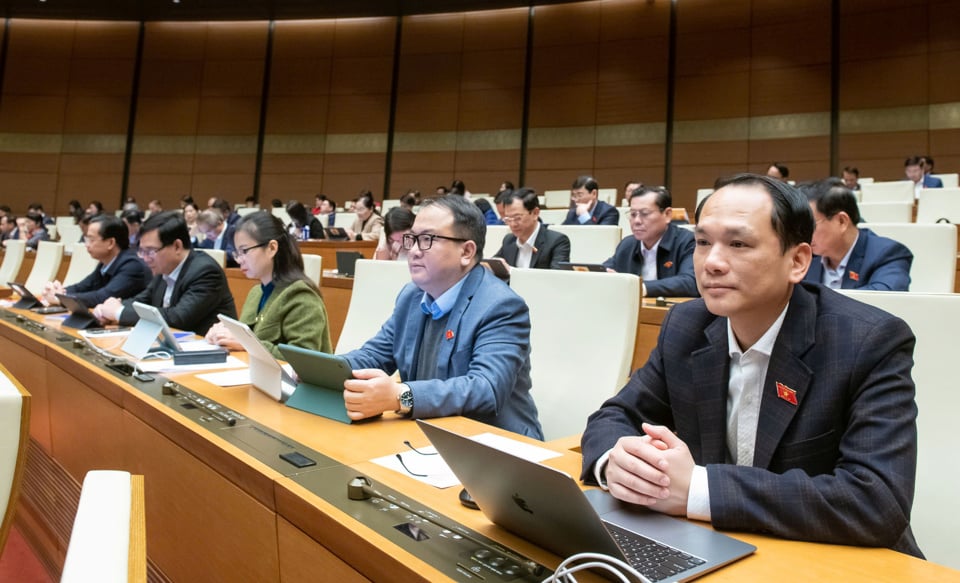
[417, 421, 756, 583]
[217, 314, 296, 402]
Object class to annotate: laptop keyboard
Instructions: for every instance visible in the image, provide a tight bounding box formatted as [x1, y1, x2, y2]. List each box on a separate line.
[604, 521, 706, 582]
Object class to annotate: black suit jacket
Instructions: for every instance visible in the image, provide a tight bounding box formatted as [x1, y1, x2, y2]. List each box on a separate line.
[581, 284, 922, 556]
[119, 250, 237, 335]
[803, 228, 912, 291]
[562, 200, 620, 226]
[199, 224, 238, 267]
[602, 223, 698, 297]
[493, 224, 571, 269]
[66, 249, 152, 307]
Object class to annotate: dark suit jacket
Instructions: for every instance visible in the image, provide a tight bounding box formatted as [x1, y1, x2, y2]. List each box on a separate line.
[804, 228, 912, 291]
[65, 249, 152, 307]
[493, 224, 571, 269]
[119, 250, 237, 335]
[922, 174, 943, 188]
[602, 223, 699, 297]
[199, 224, 237, 267]
[562, 200, 620, 226]
[581, 284, 922, 556]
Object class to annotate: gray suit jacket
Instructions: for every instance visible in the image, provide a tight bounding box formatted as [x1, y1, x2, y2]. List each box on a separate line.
[581, 283, 922, 556]
[344, 265, 543, 439]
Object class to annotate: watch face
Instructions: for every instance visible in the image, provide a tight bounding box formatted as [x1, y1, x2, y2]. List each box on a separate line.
[400, 389, 414, 408]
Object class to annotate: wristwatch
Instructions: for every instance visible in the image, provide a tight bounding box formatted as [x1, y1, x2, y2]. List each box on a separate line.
[396, 385, 413, 415]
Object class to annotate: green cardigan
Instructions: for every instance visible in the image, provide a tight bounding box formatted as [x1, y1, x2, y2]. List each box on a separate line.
[240, 279, 332, 359]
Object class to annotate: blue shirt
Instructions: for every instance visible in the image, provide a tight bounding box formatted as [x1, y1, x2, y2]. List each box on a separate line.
[419, 276, 467, 320]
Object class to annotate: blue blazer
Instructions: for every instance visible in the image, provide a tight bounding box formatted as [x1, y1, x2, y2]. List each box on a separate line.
[602, 223, 699, 297]
[581, 284, 922, 556]
[922, 174, 943, 188]
[343, 265, 543, 439]
[562, 200, 620, 226]
[493, 224, 571, 269]
[804, 228, 912, 291]
[66, 249, 152, 307]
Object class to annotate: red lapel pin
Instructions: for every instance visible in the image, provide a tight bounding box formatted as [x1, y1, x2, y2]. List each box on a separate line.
[663, 261, 673, 268]
[849, 271, 859, 282]
[445, 329, 454, 340]
[776, 382, 798, 406]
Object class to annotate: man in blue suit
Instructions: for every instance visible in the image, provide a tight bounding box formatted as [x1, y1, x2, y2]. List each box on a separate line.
[602, 185, 698, 297]
[562, 175, 620, 226]
[197, 209, 238, 267]
[581, 174, 922, 557]
[905, 155, 942, 199]
[41, 215, 151, 308]
[803, 182, 912, 290]
[342, 195, 543, 439]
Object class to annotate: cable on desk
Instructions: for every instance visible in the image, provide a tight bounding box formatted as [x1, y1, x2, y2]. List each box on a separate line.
[541, 552, 651, 583]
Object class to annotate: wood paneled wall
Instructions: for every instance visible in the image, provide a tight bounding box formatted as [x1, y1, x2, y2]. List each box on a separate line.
[0, 0, 958, 215]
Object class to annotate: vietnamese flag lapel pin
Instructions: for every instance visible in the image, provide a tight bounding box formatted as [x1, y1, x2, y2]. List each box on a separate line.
[849, 271, 860, 282]
[776, 381, 798, 406]
[445, 329, 454, 340]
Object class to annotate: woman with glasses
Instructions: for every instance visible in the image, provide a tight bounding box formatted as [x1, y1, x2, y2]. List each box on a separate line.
[374, 207, 415, 261]
[205, 212, 332, 358]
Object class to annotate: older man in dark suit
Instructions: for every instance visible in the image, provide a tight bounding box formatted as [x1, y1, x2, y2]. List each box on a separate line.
[93, 211, 236, 335]
[581, 174, 922, 557]
[493, 188, 570, 270]
[562, 175, 620, 226]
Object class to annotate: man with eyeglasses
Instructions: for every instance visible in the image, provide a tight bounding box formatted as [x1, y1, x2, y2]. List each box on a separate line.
[341, 195, 543, 439]
[41, 215, 151, 308]
[562, 175, 620, 226]
[92, 211, 237, 335]
[603, 186, 698, 297]
[802, 180, 911, 291]
[492, 188, 570, 269]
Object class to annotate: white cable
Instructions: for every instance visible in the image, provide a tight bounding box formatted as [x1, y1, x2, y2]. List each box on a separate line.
[541, 552, 651, 583]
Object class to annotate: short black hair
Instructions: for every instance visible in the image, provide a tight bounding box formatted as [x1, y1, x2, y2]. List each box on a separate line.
[121, 209, 142, 225]
[141, 210, 191, 249]
[90, 215, 130, 250]
[842, 166, 859, 177]
[383, 208, 415, 237]
[769, 162, 790, 178]
[700, 173, 813, 253]
[420, 195, 485, 265]
[904, 156, 923, 167]
[501, 187, 540, 212]
[630, 185, 672, 211]
[803, 180, 861, 224]
[572, 175, 598, 192]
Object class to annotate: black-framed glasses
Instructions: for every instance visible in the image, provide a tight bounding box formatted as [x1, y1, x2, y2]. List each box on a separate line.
[137, 243, 170, 259]
[233, 242, 268, 261]
[402, 232, 468, 251]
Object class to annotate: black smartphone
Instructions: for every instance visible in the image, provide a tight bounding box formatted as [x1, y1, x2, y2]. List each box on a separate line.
[279, 451, 317, 468]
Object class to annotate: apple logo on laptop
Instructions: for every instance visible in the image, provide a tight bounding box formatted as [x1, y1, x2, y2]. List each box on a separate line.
[512, 493, 533, 514]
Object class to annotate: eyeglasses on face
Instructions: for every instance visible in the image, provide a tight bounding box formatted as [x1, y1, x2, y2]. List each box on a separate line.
[137, 243, 170, 259]
[401, 232, 468, 251]
[232, 241, 268, 262]
[628, 209, 661, 220]
[502, 213, 531, 224]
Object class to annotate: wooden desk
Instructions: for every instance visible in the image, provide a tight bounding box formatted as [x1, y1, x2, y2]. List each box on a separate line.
[3, 309, 956, 582]
[299, 240, 377, 272]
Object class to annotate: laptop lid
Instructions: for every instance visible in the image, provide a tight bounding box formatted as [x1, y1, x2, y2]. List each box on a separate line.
[122, 301, 183, 359]
[7, 281, 40, 309]
[325, 227, 350, 241]
[55, 293, 101, 329]
[417, 421, 755, 581]
[277, 343, 353, 423]
[217, 314, 295, 402]
[336, 251, 364, 277]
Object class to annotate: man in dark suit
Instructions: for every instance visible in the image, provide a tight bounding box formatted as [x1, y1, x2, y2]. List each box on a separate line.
[803, 181, 912, 290]
[493, 188, 570, 270]
[562, 175, 620, 226]
[581, 174, 921, 557]
[93, 211, 236, 335]
[121, 209, 143, 251]
[41, 215, 151, 308]
[0, 214, 18, 244]
[196, 209, 238, 267]
[603, 185, 698, 297]
[905, 155, 942, 199]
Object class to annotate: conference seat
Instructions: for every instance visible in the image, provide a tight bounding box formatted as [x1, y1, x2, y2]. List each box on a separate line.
[62, 243, 101, 287]
[548, 224, 621, 264]
[483, 225, 511, 259]
[380, 199, 401, 212]
[236, 207, 260, 217]
[838, 290, 960, 570]
[930, 173, 959, 188]
[334, 212, 357, 229]
[270, 207, 291, 227]
[0, 240, 26, 288]
[859, 181, 914, 204]
[198, 248, 227, 268]
[862, 223, 957, 293]
[916, 188, 960, 223]
[24, 240, 64, 296]
[510, 269, 639, 440]
[597, 188, 617, 205]
[335, 259, 411, 354]
[58, 224, 84, 248]
[60, 470, 146, 583]
[696, 188, 714, 209]
[543, 190, 570, 209]
[302, 254, 322, 287]
[858, 202, 913, 223]
[46, 224, 58, 241]
[537, 209, 567, 225]
[55, 215, 76, 230]
[0, 363, 30, 556]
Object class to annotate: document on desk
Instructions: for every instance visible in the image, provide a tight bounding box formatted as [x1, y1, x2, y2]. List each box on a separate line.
[196, 369, 251, 387]
[137, 355, 247, 374]
[371, 432, 562, 489]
